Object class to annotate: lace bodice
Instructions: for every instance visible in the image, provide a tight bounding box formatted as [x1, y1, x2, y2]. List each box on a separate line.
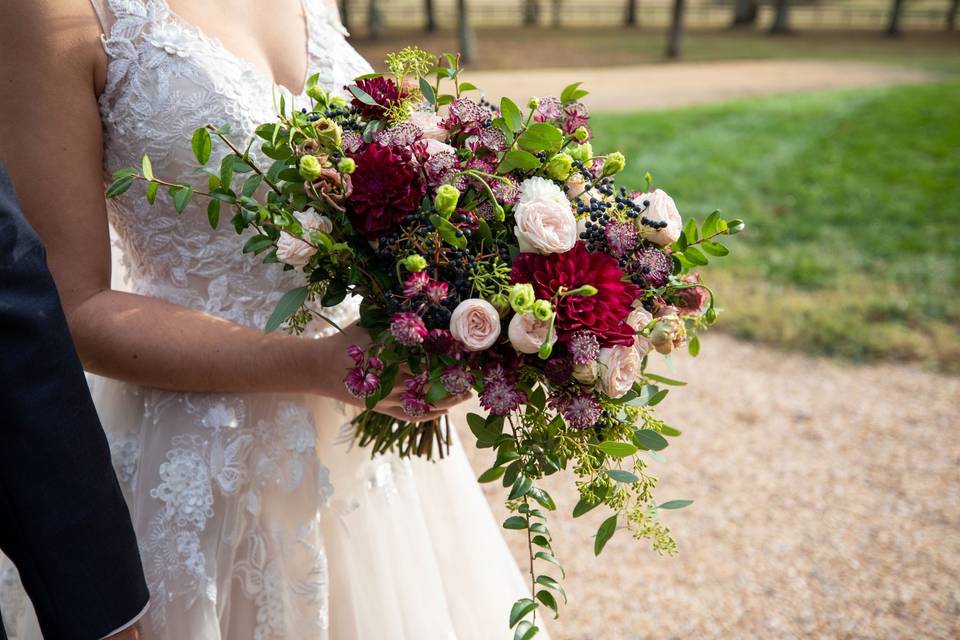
[95, 0, 371, 329]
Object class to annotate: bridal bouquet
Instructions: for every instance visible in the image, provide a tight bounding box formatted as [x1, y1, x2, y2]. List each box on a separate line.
[108, 48, 742, 638]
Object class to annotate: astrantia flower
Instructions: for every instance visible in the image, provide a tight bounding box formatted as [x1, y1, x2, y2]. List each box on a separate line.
[425, 150, 459, 187]
[341, 130, 364, 154]
[399, 372, 430, 417]
[562, 101, 590, 135]
[375, 122, 423, 147]
[561, 394, 602, 429]
[423, 328, 456, 355]
[480, 381, 527, 416]
[511, 242, 641, 347]
[442, 97, 486, 135]
[604, 221, 638, 258]
[533, 97, 563, 123]
[404, 272, 430, 298]
[543, 356, 574, 386]
[348, 142, 426, 238]
[344, 367, 381, 399]
[478, 126, 509, 152]
[426, 281, 449, 305]
[349, 77, 409, 120]
[441, 366, 475, 395]
[491, 177, 520, 206]
[568, 330, 600, 365]
[634, 247, 673, 288]
[390, 312, 428, 346]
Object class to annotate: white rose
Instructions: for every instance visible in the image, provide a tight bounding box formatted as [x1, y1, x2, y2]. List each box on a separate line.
[409, 111, 449, 141]
[275, 208, 332, 267]
[424, 138, 457, 157]
[635, 189, 682, 246]
[450, 299, 502, 351]
[507, 312, 556, 354]
[514, 177, 578, 254]
[597, 345, 641, 398]
[573, 361, 599, 384]
[626, 305, 653, 333]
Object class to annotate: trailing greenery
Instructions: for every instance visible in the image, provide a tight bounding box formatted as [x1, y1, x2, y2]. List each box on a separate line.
[592, 81, 960, 371]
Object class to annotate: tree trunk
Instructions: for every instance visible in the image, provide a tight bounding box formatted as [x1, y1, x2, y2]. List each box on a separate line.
[424, 0, 437, 31]
[551, 0, 562, 27]
[523, 0, 541, 26]
[665, 0, 685, 59]
[340, 0, 351, 33]
[458, 0, 476, 64]
[367, 0, 384, 39]
[949, 0, 959, 30]
[625, 0, 638, 26]
[731, 0, 758, 27]
[886, 0, 906, 36]
[769, 0, 791, 34]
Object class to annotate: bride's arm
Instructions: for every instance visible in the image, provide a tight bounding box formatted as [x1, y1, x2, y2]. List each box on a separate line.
[0, 1, 456, 418]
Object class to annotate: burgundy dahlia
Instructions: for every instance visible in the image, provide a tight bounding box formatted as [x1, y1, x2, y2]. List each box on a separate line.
[348, 77, 409, 120]
[511, 242, 641, 347]
[348, 143, 426, 238]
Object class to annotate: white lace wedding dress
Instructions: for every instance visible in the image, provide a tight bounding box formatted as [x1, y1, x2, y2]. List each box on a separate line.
[0, 1, 539, 638]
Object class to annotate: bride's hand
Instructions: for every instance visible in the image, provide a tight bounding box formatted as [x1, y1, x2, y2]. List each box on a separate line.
[313, 321, 471, 421]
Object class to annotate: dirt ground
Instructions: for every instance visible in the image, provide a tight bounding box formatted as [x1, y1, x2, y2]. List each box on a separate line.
[460, 334, 960, 639]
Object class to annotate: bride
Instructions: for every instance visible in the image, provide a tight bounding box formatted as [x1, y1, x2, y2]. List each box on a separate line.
[0, 0, 539, 638]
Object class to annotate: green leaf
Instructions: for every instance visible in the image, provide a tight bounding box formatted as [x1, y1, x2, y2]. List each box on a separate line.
[659, 499, 694, 510]
[528, 386, 546, 411]
[498, 149, 541, 173]
[429, 214, 468, 249]
[242, 234, 273, 254]
[536, 589, 559, 617]
[321, 279, 348, 307]
[241, 174, 262, 197]
[509, 598, 537, 628]
[145, 180, 158, 204]
[688, 334, 700, 356]
[660, 424, 682, 437]
[517, 123, 563, 152]
[634, 429, 669, 451]
[191, 128, 212, 165]
[500, 97, 523, 133]
[531, 535, 551, 549]
[606, 469, 639, 484]
[684, 246, 709, 266]
[140, 155, 154, 180]
[425, 382, 449, 404]
[513, 621, 538, 640]
[534, 575, 566, 602]
[105, 175, 134, 199]
[560, 81, 589, 104]
[503, 516, 527, 530]
[572, 497, 600, 518]
[683, 218, 699, 243]
[219, 154, 235, 188]
[207, 200, 221, 229]
[597, 441, 638, 458]
[509, 475, 533, 500]
[264, 286, 308, 333]
[112, 166, 138, 179]
[458, 81, 479, 92]
[347, 84, 378, 106]
[701, 210, 722, 237]
[644, 373, 687, 386]
[528, 487, 556, 511]
[594, 515, 617, 556]
[648, 388, 669, 406]
[702, 240, 729, 256]
[209, 188, 237, 204]
[170, 186, 193, 213]
[478, 466, 506, 483]
[419, 77, 437, 106]
[534, 551, 565, 577]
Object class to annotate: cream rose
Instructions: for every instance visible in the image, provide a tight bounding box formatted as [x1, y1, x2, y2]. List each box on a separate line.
[649, 314, 686, 355]
[573, 361, 599, 384]
[635, 189, 682, 246]
[626, 305, 654, 333]
[409, 111, 449, 141]
[424, 138, 457, 157]
[507, 312, 555, 354]
[514, 177, 578, 254]
[597, 345, 641, 398]
[450, 299, 502, 351]
[276, 209, 331, 267]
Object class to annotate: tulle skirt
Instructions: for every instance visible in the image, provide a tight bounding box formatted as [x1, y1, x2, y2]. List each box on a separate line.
[0, 376, 538, 640]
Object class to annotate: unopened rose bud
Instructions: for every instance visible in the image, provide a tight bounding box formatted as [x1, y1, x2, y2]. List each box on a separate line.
[401, 254, 428, 272]
[433, 184, 461, 217]
[601, 152, 626, 177]
[705, 306, 718, 324]
[531, 299, 553, 322]
[494, 204, 506, 222]
[299, 154, 323, 180]
[573, 361, 599, 384]
[509, 283, 536, 313]
[337, 157, 356, 174]
[649, 314, 686, 355]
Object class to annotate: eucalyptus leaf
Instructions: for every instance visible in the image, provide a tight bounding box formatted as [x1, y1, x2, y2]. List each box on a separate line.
[658, 499, 694, 510]
[633, 429, 669, 451]
[644, 373, 687, 386]
[264, 286, 307, 333]
[594, 515, 617, 556]
[597, 441, 638, 458]
[606, 469, 639, 483]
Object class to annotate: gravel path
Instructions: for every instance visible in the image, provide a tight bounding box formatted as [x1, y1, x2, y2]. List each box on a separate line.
[457, 334, 960, 639]
[465, 59, 938, 112]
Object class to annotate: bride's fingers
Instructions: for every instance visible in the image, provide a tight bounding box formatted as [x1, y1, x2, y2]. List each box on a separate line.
[431, 392, 472, 411]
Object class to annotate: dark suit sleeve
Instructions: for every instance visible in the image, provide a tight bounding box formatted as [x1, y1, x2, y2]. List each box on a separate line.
[0, 163, 149, 640]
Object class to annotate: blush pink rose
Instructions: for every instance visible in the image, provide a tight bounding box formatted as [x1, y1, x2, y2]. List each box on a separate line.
[597, 345, 641, 398]
[514, 177, 578, 255]
[450, 298, 502, 351]
[275, 209, 331, 267]
[409, 111, 449, 141]
[424, 138, 457, 157]
[635, 189, 682, 246]
[507, 312, 556, 354]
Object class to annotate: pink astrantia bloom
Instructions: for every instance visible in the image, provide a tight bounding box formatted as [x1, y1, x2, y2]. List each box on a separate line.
[561, 394, 602, 429]
[480, 380, 527, 416]
[568, 330, 600, 365]
[604, 221, 638, 258]
[404, 272, 431, 298]
[390, 312, 428, 346]
[440, 366, 475, 395]
[426, 281, 449, 305]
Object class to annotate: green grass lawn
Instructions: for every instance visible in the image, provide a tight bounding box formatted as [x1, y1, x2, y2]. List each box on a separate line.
[590, 81, 960, 371]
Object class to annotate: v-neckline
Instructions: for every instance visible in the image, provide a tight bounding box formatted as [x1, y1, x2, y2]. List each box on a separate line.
[158, 0, 312, 96]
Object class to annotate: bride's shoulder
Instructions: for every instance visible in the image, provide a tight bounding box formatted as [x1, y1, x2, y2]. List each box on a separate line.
[0, 0, 106, 89]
